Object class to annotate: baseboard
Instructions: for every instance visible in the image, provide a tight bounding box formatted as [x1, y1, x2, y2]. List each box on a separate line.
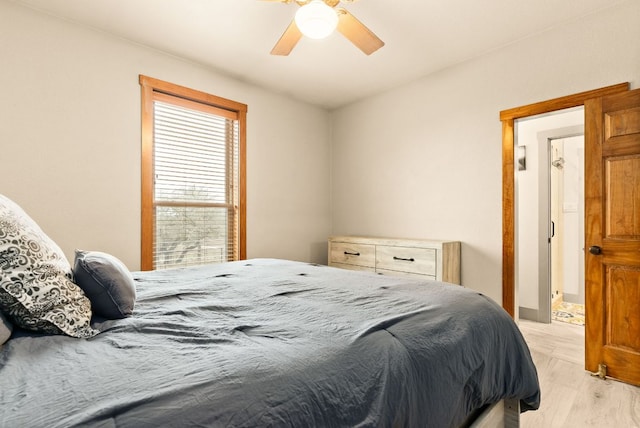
[518, 307, 539, 322]
[562, 293, 583, 304]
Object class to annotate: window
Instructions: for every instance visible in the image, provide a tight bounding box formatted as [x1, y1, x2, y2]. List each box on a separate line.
[140, 76, 246, 270]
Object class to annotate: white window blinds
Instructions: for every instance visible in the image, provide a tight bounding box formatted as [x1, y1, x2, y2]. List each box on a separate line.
[152, 97, 239, 269]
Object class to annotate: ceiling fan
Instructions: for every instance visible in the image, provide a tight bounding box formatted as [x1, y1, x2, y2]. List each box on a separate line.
[262, 0, 385, 56]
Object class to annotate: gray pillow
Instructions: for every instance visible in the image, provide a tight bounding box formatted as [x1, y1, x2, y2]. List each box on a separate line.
[0, 312, 12, 345]
[0, 194, 97, 338]
[73, 250, 136, 319]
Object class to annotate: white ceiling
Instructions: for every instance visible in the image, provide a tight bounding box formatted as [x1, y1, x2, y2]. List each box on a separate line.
[11, 0, 626, 109]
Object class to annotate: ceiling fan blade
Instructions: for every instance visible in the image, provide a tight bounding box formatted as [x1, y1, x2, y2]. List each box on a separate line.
[336, 8, 384, 55]
[271, 20, 303, 56]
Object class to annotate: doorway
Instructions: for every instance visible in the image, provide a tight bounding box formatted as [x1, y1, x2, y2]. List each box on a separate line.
[499, 82, 629, 319]
[514, 108, 584, 324]
[500, 83, 640, 386]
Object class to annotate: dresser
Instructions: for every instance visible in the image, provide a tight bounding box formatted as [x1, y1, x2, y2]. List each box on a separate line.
[328, 236, 461, 285]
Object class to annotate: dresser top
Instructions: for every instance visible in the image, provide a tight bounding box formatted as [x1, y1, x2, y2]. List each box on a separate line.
[329, 235, 459, 248]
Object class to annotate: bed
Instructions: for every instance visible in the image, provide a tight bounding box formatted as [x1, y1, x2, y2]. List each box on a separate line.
[0, 195, 539, 427]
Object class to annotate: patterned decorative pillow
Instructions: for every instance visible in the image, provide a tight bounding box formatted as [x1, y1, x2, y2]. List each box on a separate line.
[0, 194, 97, 338]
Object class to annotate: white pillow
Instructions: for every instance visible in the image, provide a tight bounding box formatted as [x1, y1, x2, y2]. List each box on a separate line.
[0, 194, 97, 338]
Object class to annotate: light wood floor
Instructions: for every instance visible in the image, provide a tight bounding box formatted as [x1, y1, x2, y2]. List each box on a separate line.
[518, 319, 640, 427]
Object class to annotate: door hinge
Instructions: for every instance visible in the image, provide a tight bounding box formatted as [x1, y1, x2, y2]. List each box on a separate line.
[590, 363, 607, 380]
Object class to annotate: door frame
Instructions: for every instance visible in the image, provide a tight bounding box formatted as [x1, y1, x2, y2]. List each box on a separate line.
[500, 83, 629, 317]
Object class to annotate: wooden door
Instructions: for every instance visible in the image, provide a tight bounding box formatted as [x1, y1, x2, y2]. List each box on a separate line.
[585, 88, 640, 386]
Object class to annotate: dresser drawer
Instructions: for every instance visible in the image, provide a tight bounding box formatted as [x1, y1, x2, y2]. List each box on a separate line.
[376, 269, 436, 281]
[329, 242, 375, 268]
[330, 262, 376, 273]
[376, 245, 437, 276]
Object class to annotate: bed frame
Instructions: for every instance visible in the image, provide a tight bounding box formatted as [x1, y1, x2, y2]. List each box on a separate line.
[464, 398, 520, 428]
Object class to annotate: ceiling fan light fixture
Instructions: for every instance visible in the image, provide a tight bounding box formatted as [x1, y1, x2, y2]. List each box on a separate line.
[294, 0, 338, 39]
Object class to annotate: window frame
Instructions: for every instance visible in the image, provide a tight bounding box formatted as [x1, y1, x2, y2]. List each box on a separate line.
[139, 75, 247, 270]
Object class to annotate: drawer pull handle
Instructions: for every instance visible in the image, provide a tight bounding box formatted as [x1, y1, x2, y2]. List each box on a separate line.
[344, 251, 360, 256]
[393, 256, 415, 262]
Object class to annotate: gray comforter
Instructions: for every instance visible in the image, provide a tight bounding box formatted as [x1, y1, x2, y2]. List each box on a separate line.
[0, 259, 540, 427]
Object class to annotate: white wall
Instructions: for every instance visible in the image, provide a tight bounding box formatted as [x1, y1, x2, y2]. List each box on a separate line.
[2, 1, 639, 304]
[0, 1, 332, 270]
[561, 136, 585, 303]
[331, 0, 640, 303]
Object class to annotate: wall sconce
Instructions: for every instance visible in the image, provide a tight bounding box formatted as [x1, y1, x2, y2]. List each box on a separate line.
[518, 146, 526, 171]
